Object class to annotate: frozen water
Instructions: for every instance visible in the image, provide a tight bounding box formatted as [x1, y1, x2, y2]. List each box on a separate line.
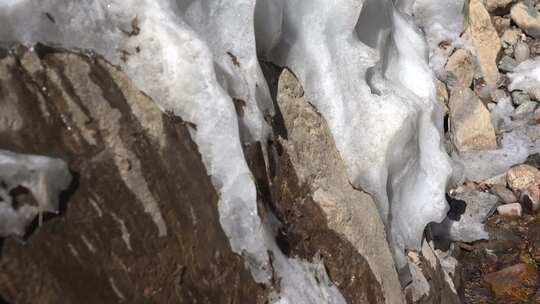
[0, 150, 71, 237]
[256, 0, 452, 268]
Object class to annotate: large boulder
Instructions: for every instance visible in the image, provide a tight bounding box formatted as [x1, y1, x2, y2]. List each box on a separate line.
[0, 46, 267, 303]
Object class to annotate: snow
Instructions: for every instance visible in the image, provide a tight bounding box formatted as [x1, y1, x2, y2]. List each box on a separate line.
[0, 149, 71, 237]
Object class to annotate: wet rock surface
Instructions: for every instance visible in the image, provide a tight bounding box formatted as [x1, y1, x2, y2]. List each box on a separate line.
[0, 46, 268, 303]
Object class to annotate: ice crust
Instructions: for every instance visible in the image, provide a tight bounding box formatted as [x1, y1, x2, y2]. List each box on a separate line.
[0, 150, 71, 237]
[0, 0, 465, 301]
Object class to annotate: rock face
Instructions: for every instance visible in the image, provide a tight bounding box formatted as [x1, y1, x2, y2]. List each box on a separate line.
[269, 68, 402, 304]
[464, 0, 502, 87]
[449, 88, 498, 153]
[510, 2, 540, 38]
[0, 46, 268, 303]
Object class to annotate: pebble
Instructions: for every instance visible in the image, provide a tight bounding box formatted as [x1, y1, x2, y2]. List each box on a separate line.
[521, 185, 540, 212]
[534, 108, 540, 123]
[513, 101, 538, 120]
[507, 164, 540, 191]
[491, 184, 518, 204]
[491, 89, 508, 103]
[514, 42, 530, 63]
[512, 90, 531, 106]
[498, 55, 517, 72]
[497, 203, 523, 216]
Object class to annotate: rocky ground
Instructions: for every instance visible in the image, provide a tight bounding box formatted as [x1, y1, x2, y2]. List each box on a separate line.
[439, 0, 540, 303]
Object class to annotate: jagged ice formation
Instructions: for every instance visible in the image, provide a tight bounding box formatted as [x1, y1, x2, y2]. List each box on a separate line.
[0, 0, 465, 302]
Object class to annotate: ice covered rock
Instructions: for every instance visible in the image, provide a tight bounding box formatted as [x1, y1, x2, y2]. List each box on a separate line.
[413, 0, 466, 78]
[510, 2, 540, 39]
[449, 88, 497, 152]
[463, 0, 502, 87]
[432, 188, 498, 242]
[0, 150, 71, 237]
[509, 58, 540, 100]
[257, 0, 453, 269]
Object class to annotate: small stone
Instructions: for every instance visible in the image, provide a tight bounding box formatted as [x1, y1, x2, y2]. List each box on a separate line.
[531, 41, 540, 55]
[464, 0, 502, 87]
[521, 185, 540, 211]
[513, 100, 537, 120]
[507, 164, 540, 191]
[492, 16, 512, 35]
[484, 263, 538, 302]
[484, 172, 508, 186]
[510, 2, 540, 38]
[512, 90, 532, 105]
[501, 29, 521, 47]
[491, 184, 518, 203]
[528, 86, 540, 101]
[497, 203, 523, 216]
[486, 0, 515, 14]
[435, 79, 449, 113]
[514, 42, 530, 63]
[445, 49, 475, 89]
[449, 88, 498, 153]
[534, 107, 540, 123]
[491, 89, 508, 103]
[499, 55, 517, 72]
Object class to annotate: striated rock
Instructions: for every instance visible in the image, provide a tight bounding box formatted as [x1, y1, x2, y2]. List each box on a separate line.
[507, 164, 540, 191]
[485, 0, 515, 14]
[445, 49, 474, 89]
[497, 203, 523, 216]
[269, 69, 402, 304]
[0, 46, 268, 303]
[483, 263, 538, 302]
[464, 0, 502, 87]
[510, 2, 540, 38]
[491, 184, 518, 203]
[449, 88, 498, 153]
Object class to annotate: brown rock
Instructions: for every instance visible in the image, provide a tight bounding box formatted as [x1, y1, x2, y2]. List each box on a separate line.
[501, 28, 521, 47]
[445, 49, 474, 90]
[510, 2, 540, 38]
[483, 263, 538, 302]
[497, 203, 522, 216]
[485, 0, 515, 14]
[507, 164, 540, 191]
[269, 68, 400, 303]
[464, 0, 502, 87]
[492, 16, 511, 35]
[515, 41, 530, 63]
[491, 184, 518, 203]
[0, 45, 268, 303]
[449, 88, 498, 153]
[521, 185, 540, 212]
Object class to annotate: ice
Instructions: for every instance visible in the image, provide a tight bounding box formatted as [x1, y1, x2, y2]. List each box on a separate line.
[256, 0, 452, 269]
[412, 0, 466, 78]
[0, 150, 71, 237]
[509, 58, 540, 93]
